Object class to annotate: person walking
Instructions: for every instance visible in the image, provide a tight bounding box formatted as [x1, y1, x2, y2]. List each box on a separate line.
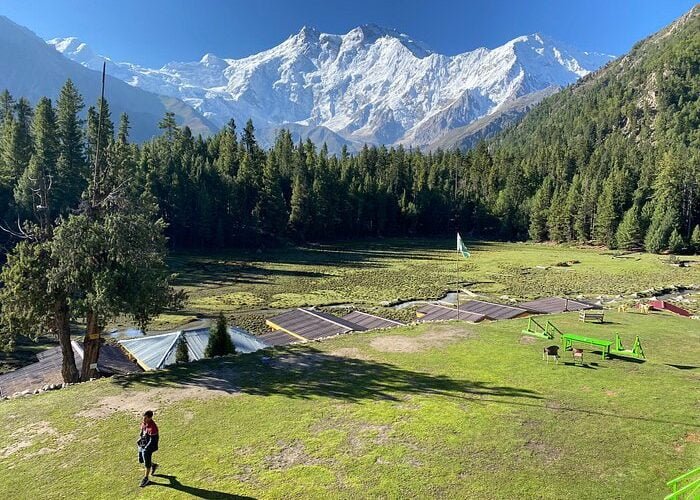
[137, 410, 160, 487]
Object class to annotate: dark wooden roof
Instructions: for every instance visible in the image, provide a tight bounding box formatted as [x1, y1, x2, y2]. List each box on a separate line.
[0, 341, 140, 397]
[257, 330, 298, 346]
[519, 297, 597, 314]
[418, 304, 486, 323]
[458, 300, 529, 320]
[97, 344, 143, 375]
[267, 308, 365, 341]
[341, 311, 404, 330]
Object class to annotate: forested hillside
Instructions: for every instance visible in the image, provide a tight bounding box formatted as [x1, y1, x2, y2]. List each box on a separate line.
[0, 7, 697, 253]
[484, 5, 700, 251]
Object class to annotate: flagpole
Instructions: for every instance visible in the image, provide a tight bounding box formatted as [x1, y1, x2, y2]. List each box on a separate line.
[456, 233, 460, 320]
[456, 256, 460, 320]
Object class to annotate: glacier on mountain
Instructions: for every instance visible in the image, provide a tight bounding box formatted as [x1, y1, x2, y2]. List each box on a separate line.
[49, 25, 613, 149]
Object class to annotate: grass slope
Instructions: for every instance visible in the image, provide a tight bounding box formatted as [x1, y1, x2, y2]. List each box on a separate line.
[1, 311, 698, 499]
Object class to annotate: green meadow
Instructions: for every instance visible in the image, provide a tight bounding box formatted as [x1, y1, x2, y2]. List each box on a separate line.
[0, 311, 698, 499]
[1, 239, 699, 499]
[165, 239, 700, 332]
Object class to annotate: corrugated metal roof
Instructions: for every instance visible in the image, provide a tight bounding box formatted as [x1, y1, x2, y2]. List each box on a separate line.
[341, 311, 404, 330]
[519, 297, 596, 314]
[266, 308, 364, 341]
[119, 326, 272, 371]
[229, 327, 271, 353]
[417, 304, 486, 323]
[120, 332, 180, 370]
[458, 300, 529, 320]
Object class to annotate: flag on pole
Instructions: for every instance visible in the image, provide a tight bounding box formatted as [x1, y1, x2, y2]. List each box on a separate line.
[457, 233, 470, 259]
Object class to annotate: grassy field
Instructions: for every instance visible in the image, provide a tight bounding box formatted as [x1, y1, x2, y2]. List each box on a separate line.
[0, 310, 698, 499]
[166, 239, 700, 332]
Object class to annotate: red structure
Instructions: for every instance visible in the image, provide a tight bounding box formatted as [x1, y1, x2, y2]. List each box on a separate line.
[648, 300, 691, 317]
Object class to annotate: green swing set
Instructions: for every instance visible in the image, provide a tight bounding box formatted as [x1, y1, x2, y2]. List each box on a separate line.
[522, 318, 645, 360]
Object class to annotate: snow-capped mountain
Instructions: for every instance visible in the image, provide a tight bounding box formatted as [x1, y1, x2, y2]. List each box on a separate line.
[49, 25, 613, 149]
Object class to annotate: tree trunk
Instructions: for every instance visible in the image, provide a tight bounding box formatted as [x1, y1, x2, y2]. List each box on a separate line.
[80, 310, 102, 382]
[55, 298, 80, 383]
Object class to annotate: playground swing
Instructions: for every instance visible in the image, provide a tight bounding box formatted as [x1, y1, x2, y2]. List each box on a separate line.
[522, 317, 562, 340]
[610, 333, 646, 359]
[523, 318, 647, 362]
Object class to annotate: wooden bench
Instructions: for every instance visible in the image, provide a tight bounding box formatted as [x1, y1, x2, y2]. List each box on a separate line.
[561, 333, 612, 359]
[579, 310, 604, 323]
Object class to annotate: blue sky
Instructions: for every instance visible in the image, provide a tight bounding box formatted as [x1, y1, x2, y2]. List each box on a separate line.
[0, 0, 695, 66]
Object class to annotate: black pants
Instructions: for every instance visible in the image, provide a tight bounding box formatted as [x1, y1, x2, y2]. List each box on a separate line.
[138, 447, 155, 469]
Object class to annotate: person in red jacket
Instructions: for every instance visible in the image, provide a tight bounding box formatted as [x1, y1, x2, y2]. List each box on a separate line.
[137, 410, 160, 487]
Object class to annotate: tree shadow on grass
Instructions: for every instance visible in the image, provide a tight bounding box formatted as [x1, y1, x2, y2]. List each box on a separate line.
[151, 474, 254, 499]
[110, 346, 541, 403]
[109, 344, 698, 428]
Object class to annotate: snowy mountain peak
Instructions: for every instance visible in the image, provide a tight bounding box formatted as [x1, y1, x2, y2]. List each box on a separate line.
[343, 23, 432, 57]
[48, 36, 95, 60]
[199, 52, 226, 68]
[48, 27, 614, 150]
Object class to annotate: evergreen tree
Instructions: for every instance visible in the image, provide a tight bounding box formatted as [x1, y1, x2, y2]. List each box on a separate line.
[54, 79, 87, 213]
[288, 150, 311, 240]
[528, 179, 553, 242]
[242, 119, 257, 156]
[87, 98, 114, 161]
[546, 185, 570, 242]
[14, 98, 33, 165]
[205, 312, 234, 357]
[1, 98, 33, 194]
[690, 225, 700, 254]
[253, 151, 288, 237]
[668, 228, 685, 254]
[0, 237, 80, 382]
[14, 97, 59, 225]
[593, 169, 629, 248]
[117, 113, 130, 144]
[175, 335, 190, 363]
[158, 111, 178, 142]
[644, 209, 674, 253]
[615, 205, 643, 250]
[0, 90, 14, 124]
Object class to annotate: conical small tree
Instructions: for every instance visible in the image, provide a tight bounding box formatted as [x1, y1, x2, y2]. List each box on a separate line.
[615, 206, 642, 250]
[668, 228, 685, 254]
[691, 225, 700, 254]
[175, 335, 190, 363]
[205, 312, 235, 358]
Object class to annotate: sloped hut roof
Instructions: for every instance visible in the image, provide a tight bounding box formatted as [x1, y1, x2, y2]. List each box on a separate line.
[518, 297, 597, 314]
[341, 311, 404, 330]
[0, 341, 141, 397]
[416, 304, 486, 323]
[648, 299, 691, 317]
[257, 330, 299, 346]
[119, 326, 269, 371]
[266, 308, 366, 341]
[458, 300, 529, 320]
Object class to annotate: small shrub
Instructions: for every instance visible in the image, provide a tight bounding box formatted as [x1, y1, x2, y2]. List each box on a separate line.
[175, 335, 190, 363]
[205, 312, 235, 357]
